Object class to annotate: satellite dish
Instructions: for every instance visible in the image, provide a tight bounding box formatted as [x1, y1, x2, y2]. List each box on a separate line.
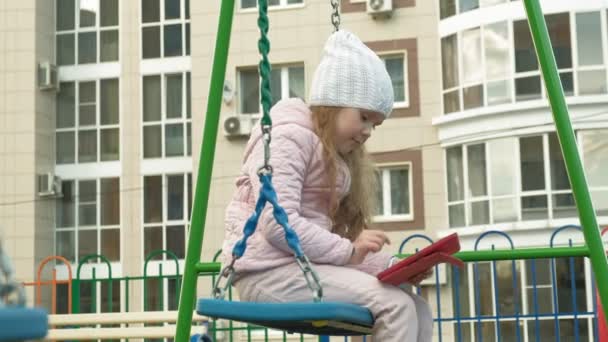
[223, 81, 234, 104]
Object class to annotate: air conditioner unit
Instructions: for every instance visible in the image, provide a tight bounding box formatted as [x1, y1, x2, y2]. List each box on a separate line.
[37, 61, 59, 91]
[37, 173, 62, 197]
[366, 0, 393, 19]
[223, 115, 253, 138]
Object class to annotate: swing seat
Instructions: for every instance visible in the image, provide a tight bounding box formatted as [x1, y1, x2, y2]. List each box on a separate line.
[0, 308, 48, 341]
[197, 299, 374, 336]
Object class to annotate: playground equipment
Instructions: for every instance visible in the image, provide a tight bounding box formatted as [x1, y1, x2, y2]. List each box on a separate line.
[600, 227, 608, 342]
[174, 0, 608, 340]
[46, 310, 208, 340]
[0, 241, 48, 341]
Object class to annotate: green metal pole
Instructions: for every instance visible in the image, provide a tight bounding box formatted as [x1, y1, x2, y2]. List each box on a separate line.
[175, 1, 236, 340]
[522, 0, 608, 326]
[450, 246, 589, 262]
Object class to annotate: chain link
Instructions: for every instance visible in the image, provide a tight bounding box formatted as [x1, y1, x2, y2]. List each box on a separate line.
[258, 125, 273, 176]
[212, 258, 237, 300]
[295, 255, 323, 302]
[330, 0, 340, 32]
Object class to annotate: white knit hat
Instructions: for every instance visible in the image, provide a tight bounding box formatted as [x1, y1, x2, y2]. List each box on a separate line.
[309, 30, 394, 118]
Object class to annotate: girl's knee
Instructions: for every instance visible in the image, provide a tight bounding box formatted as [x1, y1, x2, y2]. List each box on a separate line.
[384, 287, 417, 313]
[415, 295, 433, 320]
[412, 294, 434, 334]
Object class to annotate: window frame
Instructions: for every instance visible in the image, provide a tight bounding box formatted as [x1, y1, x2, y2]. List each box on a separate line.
[236, 63, 306, 117]
[580, 129, 608, 216]
[56, 78, 121, 165]
[573, 10, 608, 96]
[142, 173, 193, 263]
[56, 0, 120, 66]
[239, 0, 305, 12]
[445, 132, 584, 229]
[55, 177, 121, 263]
[141, 71, 192, 159]
[380, 52, 410, 108]
[441, 10, 608, 115]
[373, 162, 414, 223]
[142, 275, 182, 312]
[140, 0, 191, 59]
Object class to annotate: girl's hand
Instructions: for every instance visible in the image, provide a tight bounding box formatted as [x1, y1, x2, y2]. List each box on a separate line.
[349, 230, 390, 265]
[409, 268, 434, 286]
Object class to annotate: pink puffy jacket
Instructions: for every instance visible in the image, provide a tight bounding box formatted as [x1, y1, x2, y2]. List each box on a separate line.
[221, 98, 393, 277]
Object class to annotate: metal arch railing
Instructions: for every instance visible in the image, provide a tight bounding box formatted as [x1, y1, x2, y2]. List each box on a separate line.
[7, 235, 607, 341]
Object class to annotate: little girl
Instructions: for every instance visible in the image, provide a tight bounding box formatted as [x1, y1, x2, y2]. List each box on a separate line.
[221, 30, 433, 341]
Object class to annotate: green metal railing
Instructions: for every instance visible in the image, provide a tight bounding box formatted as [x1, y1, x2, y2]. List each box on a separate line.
[175, 0, 608, 340]
[72, 254, 113, 314]
[70, 252, 183, 315]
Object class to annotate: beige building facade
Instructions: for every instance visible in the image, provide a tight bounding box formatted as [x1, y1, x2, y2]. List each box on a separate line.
[1, 0, 56, 296]
[1, 0, 450, 340]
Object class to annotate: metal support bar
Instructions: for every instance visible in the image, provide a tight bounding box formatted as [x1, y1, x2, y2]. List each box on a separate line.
[174, 1, 236, 341]
[195, 246, 591, 274]
[49, 311, 207, 326]
[522, 0, 608, 327]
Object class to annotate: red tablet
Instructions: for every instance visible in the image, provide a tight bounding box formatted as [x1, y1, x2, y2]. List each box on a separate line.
[377, 233, 464, 286]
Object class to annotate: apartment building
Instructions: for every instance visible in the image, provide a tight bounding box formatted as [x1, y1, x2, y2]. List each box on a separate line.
[8, 0, 606, 341]
[0, 0, 442, 322]
[436, 0, 608, 340]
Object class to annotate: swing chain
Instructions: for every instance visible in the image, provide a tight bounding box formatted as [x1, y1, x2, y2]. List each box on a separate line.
[296, 255, 323, 302]
[258, 125, 273, 176]
[330, 0, 341, 32]
[212, 258, 236, 300]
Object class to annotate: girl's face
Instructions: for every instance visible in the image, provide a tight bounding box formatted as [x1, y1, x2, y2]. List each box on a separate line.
[334, 107, 385, 154]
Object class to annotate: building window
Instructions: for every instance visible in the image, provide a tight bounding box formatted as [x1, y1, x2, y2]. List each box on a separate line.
[143, 174, 193, 261]
[56, 79, 120, 164]
[441, 34, 460, 114]
[144, 277, 180, 312]
[446, 146, 465, 227]
[142, 72, 192, 159]
[55, 177, 121, 263]
[467, 144, 489, 225]
[238, 64, 305, 115]
[141, 0, 191, 59]
[440, 11, 600, 114]
[374, 165, 412, 221]
[440, 0, 456, 19]
[576, 11, 607, 95]
[240, 0, 303, 10]
[446, 132, 588, 228]
[381, 54, 408, 107]
[484, 21, 511, 106]
[514, 13, 572, 101]
[440, 0, 508, 20]
[461, 27, 483, 110]
[56, 0, 119, 66]
[57, 280, 121, 314]
[581, 130, 608, 216]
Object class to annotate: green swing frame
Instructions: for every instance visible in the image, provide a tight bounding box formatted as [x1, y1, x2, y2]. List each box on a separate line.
[174, 0, 608, 340]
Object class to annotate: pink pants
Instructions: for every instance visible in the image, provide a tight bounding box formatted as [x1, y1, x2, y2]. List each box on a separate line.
[235, 262, 433, 341]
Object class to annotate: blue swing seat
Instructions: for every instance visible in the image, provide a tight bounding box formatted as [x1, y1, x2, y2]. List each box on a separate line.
[0, 308, 48, 341]
[197, 299, 374, 336]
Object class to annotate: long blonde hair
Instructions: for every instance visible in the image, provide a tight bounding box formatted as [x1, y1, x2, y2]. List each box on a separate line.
[310, 106, 377, 241]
